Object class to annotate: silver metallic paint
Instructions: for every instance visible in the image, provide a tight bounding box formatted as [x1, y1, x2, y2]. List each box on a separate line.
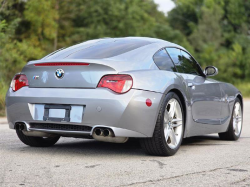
[5, 37, 243, 140]
[6, 87, 162, 137]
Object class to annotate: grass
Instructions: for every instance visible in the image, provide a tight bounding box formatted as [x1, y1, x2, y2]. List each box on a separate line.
[0, 81, 8, 117]
[0, 110, 5, 117]
[235, 83, 250, 98]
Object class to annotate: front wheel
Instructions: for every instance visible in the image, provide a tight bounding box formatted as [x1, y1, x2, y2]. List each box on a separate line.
[140, 92, 184, 156]
[16, 129, 60, 147]
[219, 98, 243, 141]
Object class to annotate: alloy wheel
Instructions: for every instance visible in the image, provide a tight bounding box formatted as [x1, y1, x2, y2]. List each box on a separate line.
[233, 102, 242, 136]
[163, 98, 183, 149]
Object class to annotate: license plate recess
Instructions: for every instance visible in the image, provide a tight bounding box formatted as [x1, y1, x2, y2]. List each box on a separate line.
[43, 104, 71, 122]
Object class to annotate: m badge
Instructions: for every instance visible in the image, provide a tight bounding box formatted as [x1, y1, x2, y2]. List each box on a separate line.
[33, 76, 39, 80]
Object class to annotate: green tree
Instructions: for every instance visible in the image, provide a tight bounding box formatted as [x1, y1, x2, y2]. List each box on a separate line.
[24, 0, 59, 51]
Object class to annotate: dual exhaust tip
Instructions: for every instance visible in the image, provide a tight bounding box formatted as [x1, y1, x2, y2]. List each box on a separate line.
[93, 127, 128, 143]
[16, 123, 25, 131]
[94, 128, 113, 137]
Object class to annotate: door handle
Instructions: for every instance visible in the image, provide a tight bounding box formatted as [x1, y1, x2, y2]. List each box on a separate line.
[187, 82, 195, 90]
[222, 95, 228, 102]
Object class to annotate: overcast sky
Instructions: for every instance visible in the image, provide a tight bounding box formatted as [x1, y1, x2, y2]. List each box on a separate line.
[154, 0, 175, 13]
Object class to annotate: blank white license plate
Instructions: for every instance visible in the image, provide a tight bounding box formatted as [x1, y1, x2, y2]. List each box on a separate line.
[49, 109, 65, 118]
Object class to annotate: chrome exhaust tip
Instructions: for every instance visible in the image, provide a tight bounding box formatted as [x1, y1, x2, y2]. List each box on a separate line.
[92, 127, 128, 143]
[103, 129, 110, 137]
[19, 124, 25, 131]
[94, 128, 103, 136]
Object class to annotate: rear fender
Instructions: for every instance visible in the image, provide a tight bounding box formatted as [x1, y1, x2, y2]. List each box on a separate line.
[121, 70, 189, 137]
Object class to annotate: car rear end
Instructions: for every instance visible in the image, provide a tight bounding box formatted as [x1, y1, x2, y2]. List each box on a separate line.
[5, 38, 165, 143]
[6, 61, 164, 143]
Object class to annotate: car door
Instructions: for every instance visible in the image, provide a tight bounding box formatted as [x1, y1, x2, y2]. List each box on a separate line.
[166, 48, 223, 125]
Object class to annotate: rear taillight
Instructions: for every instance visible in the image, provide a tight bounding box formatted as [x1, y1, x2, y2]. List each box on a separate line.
[11, 74, 29, 92]
[97, 75, 133, 94]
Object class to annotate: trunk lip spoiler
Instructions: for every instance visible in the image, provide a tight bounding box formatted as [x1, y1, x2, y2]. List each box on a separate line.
[34, 62, 90, 66]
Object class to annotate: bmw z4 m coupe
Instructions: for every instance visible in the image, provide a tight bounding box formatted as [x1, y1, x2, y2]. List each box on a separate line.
[6, 37, 243, 156]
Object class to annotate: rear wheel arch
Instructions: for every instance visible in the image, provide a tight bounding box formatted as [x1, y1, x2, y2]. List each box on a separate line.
[140, 91, 185, 156]
[152, 88, 187, 136]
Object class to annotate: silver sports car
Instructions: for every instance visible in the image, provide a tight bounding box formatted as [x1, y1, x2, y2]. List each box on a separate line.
[5, 37, 243, 156]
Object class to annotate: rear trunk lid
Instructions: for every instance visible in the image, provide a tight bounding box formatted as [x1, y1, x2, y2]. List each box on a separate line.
[22, 60, 116, 88]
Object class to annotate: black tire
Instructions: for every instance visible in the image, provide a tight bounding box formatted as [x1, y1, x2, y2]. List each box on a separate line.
[16, 129, 60, 147]
[219, 98, 243, 141]
[140, 92, 184, 156]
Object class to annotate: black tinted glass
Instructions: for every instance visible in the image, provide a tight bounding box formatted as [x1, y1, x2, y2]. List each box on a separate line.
[166, 48, 181, 64]
[153, 49, 176, 72]
[64, 39, 151, 59]
[179, 50, 202, 75]
[166, 48, 202, 75]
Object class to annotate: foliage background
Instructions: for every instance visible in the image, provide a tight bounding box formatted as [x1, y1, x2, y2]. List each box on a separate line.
[0, 0, 250, 116]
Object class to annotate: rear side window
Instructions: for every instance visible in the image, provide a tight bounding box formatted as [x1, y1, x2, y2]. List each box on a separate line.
[166, 48, 181, 64]
[63, 39, 152, 59]
[153, 49, 176, 72]
[166, 48, 202, 76]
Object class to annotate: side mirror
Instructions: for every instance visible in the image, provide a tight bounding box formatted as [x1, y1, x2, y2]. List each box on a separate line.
[204, 66, 218, 77]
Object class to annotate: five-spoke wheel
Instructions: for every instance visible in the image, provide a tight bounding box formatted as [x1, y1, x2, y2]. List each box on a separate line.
[140, 92, 184, 156]
[233, 102, 242, 136]
[163, 98, 183, 149]
[219, 98, 243, 141]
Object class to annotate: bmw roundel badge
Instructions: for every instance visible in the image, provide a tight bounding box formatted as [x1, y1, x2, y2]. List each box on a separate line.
[55, 69, 64, 79]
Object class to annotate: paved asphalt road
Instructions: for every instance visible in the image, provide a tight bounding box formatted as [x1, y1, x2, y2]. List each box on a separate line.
[0, 101, 250, 187]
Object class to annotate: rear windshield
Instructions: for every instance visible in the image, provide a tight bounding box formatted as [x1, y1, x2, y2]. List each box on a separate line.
[45, 39, 152, 60]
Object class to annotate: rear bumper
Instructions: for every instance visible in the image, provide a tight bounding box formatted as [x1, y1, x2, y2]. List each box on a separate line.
[6, 87, 163, 137]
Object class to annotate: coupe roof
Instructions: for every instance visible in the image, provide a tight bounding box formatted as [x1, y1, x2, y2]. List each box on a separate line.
[43, 37, 172, 60]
